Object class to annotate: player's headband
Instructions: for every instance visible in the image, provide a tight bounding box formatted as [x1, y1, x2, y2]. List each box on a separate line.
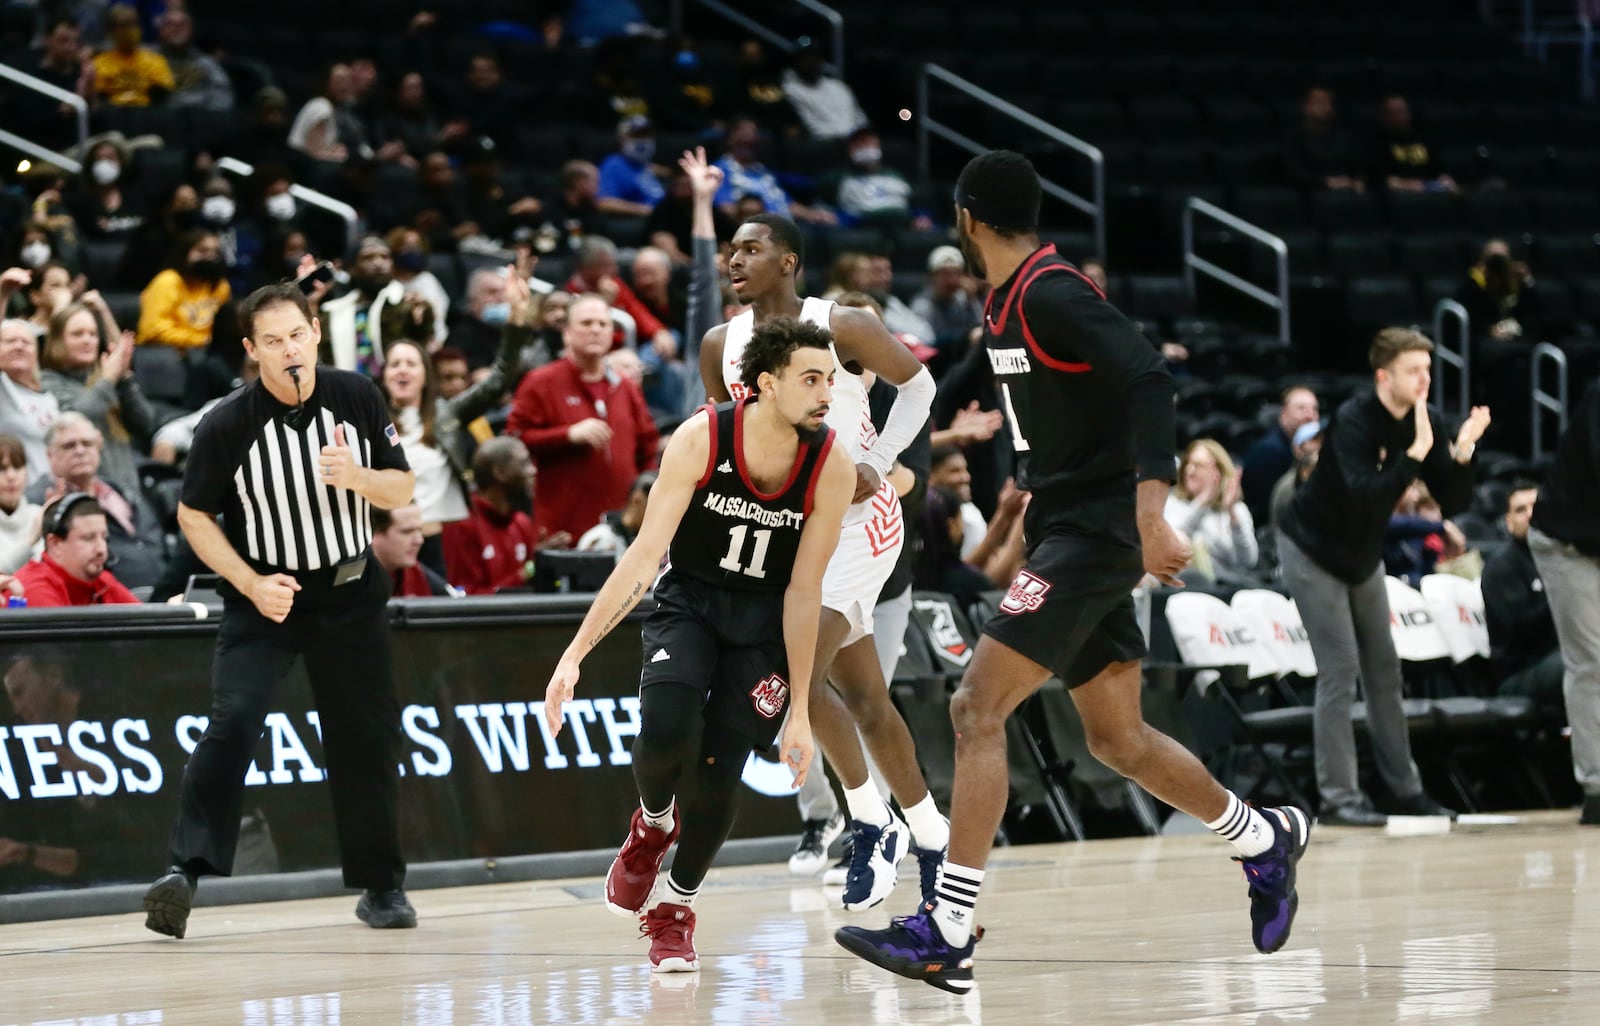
[954, 184, 1038, 231]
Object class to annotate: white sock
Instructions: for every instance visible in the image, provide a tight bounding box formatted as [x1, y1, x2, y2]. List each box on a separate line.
[641, 800, 676, 834]
[932, 862, 984, 947]
[844, 783, 890, 826]
[1204, 792, 1274, 858]
[901, 793, 949, 852]
[663, 873, 698, 909]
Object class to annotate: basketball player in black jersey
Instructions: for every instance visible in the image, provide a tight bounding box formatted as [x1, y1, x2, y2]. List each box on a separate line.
[544, 318, 855, 974]
[838, 151, 1313, 992]
[701, 213, 949, 913]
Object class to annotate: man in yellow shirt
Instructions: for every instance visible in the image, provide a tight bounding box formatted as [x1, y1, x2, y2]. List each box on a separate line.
[90, 5, 174, 108]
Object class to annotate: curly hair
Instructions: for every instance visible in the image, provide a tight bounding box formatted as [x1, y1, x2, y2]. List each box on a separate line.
[739, 317, 834, 395]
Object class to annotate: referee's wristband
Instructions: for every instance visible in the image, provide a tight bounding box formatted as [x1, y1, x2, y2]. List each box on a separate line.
[1453, 441, 1476, 463]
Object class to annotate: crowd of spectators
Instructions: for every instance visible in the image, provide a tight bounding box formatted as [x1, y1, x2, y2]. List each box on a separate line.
[0, 6, 1576, 751]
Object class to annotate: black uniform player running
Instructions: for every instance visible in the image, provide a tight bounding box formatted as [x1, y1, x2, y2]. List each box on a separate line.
[837, 151, 1313, 993]
[544, 318, 856, 974]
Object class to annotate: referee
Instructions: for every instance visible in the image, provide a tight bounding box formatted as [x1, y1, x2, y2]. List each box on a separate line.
[143, 282, 417, 939]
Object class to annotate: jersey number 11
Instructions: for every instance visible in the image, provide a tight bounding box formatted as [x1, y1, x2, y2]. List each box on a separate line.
[719, 524, 772, 579]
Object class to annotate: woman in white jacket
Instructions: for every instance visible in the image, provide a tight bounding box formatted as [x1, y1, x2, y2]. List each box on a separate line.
[1165, 438, 1259, 581]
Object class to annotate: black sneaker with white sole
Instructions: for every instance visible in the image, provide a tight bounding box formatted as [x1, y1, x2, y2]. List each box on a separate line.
[789, 811, 846, 876]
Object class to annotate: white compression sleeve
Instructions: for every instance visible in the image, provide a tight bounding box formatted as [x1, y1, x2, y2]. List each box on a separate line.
[861, 364, 935, 479]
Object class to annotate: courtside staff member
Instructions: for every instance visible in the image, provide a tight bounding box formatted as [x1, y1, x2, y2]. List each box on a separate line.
[143, 283, 418, 939]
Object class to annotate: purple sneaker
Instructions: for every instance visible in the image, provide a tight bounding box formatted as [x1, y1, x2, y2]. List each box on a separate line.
[1237, 806, 1312, 954]
[835, 907, 982, 994]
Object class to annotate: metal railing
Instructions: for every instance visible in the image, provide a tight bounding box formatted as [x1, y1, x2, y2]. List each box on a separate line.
[1181, 198, 1289, 344]
[216, 157, 361, 255]
[917, 64, 1106, 258]
[1531, 341, 1569, 461]
[0, 128, 81, 175]
[669, 0, 844, 76]
[0, 62, 90, 152]
[1431, 299, 1471, 423]
[1503, 0, 1596, 100]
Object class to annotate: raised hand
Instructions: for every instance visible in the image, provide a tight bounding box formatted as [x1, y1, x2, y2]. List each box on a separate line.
[679, 146, 724, 200]
[506, 263, 532, 326]
[318, 424, 360, 490]
[1455, 405, 1492, 453]
[0, 267, 30, 301]
[1407, 400, 1434, 462]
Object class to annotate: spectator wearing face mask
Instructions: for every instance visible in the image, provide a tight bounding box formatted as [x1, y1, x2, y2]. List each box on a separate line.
[385, 227, 451, 343]
[449, 267, 515, 374]
[137, 230, 232, 352]
[827, 127, 929, 231]
[88, 3, 174, 109]
[198, 177, 261, 295]
[13, 227, 57, 279]
[255, 171, 325, 255]
[597, 116, 666, 218]
[68, 138, 146, 240]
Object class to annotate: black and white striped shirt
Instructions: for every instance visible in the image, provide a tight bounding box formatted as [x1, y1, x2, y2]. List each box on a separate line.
[182, 370, 410, 572]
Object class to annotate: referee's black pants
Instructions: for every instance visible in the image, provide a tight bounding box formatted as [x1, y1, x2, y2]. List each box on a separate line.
[168, 558, 405, 891]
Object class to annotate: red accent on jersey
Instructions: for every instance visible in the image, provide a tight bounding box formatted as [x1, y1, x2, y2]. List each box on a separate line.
[696, 404, 719, 489]
[733, 397, 808, 500]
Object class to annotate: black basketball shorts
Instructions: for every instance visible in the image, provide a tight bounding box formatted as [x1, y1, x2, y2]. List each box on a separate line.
[981, 528, 1148, 688]
[638, 573, 791, 748]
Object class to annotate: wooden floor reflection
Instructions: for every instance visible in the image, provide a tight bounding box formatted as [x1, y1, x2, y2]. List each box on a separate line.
[5, 810, 1600, 1025]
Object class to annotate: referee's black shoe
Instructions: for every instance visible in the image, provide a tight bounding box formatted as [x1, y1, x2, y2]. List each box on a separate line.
[357, 888, 418, 929]
[143, 866, 196, 939]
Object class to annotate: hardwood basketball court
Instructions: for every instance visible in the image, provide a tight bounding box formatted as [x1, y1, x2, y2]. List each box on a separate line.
[4, 811, 1597, 1025]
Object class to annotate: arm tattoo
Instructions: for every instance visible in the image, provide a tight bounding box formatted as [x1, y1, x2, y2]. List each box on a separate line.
[589, 579, 643, 650]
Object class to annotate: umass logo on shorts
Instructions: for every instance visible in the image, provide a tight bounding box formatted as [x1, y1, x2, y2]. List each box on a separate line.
[750, 673, 789, 719]
[1000, 569, 1052, 615]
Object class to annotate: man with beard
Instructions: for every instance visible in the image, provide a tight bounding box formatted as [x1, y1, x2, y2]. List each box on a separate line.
[544, 317, 855, 974]
[838, 151, 1317, 993]
[699, 213, 944, 913]
[441, 437, 563, 594]
[317, 236, 405, 375]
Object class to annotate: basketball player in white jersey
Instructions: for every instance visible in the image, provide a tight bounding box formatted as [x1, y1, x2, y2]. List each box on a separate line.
[699, 213, 945, 910]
